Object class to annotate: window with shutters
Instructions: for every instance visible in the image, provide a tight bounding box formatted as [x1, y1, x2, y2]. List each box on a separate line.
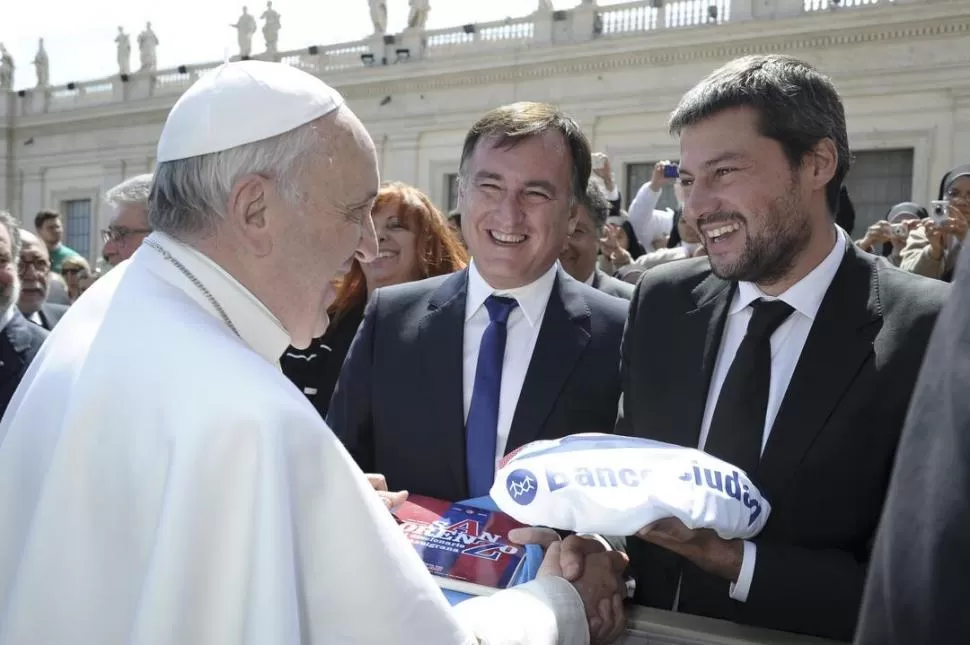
[61, 198, 92, 257]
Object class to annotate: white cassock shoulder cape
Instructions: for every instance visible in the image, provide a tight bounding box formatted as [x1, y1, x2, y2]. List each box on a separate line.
[0, 233, 588, 645]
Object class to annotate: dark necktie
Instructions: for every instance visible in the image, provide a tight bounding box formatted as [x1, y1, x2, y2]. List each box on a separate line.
[465, 295, 519, 498]
[703, 298, 794, 475]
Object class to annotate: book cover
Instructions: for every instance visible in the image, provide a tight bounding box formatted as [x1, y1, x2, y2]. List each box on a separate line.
[394, 494, 528, 596]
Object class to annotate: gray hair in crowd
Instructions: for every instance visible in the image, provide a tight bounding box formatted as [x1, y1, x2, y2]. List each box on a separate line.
[105, 173, 154, 208]
[581, 181, 611, 235]
[148, 119, 322, 238]
[0, 211, 22, 259]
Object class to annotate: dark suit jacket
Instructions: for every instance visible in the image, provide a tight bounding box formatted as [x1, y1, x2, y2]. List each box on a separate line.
[592, 269, 635, 300]
[855, 249, 970, 644]
[616, 243, 948, 641]
[0, 310, 49, 420]
[280, 302, 365, 419]
[37, 302, 69, 330]
[328, 267, 629, 501]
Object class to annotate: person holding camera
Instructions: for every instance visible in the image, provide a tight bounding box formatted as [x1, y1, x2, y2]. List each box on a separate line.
[900, 165, 970, 281]
[855, 202, 925, 266]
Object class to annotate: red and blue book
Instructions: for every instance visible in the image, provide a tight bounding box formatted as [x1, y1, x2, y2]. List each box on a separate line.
[393, 494, 531, 598]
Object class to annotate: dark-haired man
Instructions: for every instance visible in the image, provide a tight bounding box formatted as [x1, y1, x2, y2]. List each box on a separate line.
[329, 102, 630, 640]
[560, 181, 634, 299]
[34, 210, 80, 274]
[598, 55, 946, 640]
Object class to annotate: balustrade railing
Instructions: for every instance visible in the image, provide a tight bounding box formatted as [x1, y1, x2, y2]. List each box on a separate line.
[0, 0, 911, 118]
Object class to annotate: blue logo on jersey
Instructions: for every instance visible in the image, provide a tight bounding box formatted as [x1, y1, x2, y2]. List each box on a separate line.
[506, 469, 539, 505]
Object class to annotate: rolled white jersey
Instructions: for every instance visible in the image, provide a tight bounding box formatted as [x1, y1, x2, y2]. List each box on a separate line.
[491, 433, 771, 539]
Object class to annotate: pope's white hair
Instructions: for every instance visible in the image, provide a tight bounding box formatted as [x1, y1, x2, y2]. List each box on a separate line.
[148, 120, 321, 238]
[0, 211, 22, 259]
[105, 173, 153, 208]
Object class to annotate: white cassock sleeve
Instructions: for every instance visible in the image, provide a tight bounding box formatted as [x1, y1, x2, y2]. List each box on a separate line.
[0, 383, 589, 645]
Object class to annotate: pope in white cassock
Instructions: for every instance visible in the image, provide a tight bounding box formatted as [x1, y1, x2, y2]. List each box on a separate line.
[0, 61, 598, 644]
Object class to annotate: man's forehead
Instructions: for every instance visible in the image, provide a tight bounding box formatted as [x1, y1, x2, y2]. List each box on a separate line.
[21, 240, 48, 258]
[111, 202, 149, 227]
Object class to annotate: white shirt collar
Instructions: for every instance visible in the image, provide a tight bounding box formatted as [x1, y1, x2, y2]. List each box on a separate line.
[583, 270, 596, 286]
[143, 232, 291, 365]
[732, 226, 845, 321]
[465, 260, 559, 328]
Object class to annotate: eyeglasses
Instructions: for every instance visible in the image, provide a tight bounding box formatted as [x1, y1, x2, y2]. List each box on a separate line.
[101, 227, 152, 244]
[18, 258, 50, 274]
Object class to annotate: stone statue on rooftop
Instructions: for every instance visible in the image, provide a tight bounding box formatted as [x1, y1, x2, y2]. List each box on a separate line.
[138, 22, 159, 72]
[369, 0, 388, 35]
[116, 27, 131, 75]
[33, 38, 49, 88]
[231, 6, 258, 58]
[407, 0, 430, 30]
[0, 44, 14, 91]
[261, 1, 281, 56]
[538, 0, 554, 10]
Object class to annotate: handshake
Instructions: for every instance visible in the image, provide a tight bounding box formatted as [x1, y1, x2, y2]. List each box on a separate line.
[367, 474, 630, 644]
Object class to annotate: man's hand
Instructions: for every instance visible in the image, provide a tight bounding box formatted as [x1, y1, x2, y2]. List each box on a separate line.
[510, 528, 628, 644]
[591, 153, 616, 192]
[365, 473, 408, 511]
[635, 517, 743, 582]
[650, 160, 676, 189]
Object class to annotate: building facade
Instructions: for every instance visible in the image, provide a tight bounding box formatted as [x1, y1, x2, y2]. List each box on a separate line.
[1, 0, 969, 263]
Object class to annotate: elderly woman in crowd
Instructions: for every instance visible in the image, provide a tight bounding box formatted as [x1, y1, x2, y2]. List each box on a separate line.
[281, 181, 468, 417]
[59, 255, 91, 302]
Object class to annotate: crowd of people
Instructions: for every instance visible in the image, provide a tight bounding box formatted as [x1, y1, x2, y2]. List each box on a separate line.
[0, 52, 966, 645]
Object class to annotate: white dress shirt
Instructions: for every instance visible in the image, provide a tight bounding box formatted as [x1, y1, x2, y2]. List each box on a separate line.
[697, 226, 846, 603]
[463, 260, 559, 466]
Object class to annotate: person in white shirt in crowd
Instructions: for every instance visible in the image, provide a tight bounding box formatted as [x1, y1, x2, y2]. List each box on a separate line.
[625, 159, 680, 250]
[0, 61, 604, 645]
[102, 173, 154, 267]
[615, 209, 707, 284]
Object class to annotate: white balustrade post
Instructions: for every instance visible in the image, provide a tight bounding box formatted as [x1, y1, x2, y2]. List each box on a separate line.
[533, 7, 555, 45]
[571, 0, 598, 42]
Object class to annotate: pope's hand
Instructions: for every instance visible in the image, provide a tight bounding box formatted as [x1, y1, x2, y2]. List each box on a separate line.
[365, 473, 408, 511]
[510, 527, 628, 644]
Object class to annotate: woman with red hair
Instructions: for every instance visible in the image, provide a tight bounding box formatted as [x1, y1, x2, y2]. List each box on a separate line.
[282, 181, 468, 417]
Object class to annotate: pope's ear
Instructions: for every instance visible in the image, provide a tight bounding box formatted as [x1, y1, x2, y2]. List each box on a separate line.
[227, 174, 273, 254]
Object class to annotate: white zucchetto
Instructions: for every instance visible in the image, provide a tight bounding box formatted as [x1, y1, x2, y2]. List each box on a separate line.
[156, 60, 344, 163]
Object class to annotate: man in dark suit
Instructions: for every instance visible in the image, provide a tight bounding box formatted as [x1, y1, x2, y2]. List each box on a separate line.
[17, 229, 69, 331]
[854, 250, 970, 644]
[561, 180, 635, 300]
[328, 102, 629, 504]
[0, 213, 49, 419]
[599, 55, 948, 641]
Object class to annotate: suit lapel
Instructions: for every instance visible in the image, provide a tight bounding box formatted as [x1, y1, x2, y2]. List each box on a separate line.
[505, 270, 591, 451]
[756, 245, 881, 500]
[658, 274, 734, 448]
[0, 313, 30, 381]
[418, 270, 470, 495]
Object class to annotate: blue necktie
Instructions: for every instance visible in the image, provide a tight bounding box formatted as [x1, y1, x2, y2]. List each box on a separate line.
[466, 295, 519, 498]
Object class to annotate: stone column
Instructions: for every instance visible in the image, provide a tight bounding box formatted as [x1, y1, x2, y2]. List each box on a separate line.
[532, 8, 555, 46]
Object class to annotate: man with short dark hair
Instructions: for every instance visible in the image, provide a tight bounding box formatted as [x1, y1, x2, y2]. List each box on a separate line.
[600, 55, 947, 640]
[33, 210, 80, 274]
[560, 181, 633, 299]
[330, 101, 630, 641]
